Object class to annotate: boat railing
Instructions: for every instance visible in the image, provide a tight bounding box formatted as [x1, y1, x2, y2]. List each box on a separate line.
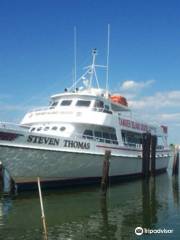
[72, 133, 118, 145]
[0, 122, 29, 131]
[73, 134, 144, 149]
[30, 106, 51, 112]
[92, 107, 113, 114]
[124, 142, 142, 149]
[28, 106, 113, 115]
[156, 145, 164, 150]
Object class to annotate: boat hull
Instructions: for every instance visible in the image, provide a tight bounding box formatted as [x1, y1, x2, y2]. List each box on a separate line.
[0, 144, 169, 185]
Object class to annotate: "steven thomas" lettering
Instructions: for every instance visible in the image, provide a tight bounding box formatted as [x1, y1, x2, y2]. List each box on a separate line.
[27, 135, 60, 146]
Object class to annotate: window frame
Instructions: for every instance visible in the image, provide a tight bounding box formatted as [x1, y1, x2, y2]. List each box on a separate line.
[76, 100, 91, 107]
[60, 100, 72, 106]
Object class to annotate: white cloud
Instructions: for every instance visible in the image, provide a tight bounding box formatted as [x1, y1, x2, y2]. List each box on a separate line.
[158, 113, 180, 121]
[120, 79, 155, 92]
[128, 90, 180, 110]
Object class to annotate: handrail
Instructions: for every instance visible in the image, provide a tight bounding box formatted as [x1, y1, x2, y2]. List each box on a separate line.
[72, 133, 119, 145]
[30, 106, 50, 112]
[26, 106, 113, 115]
[0, 122, 29, 131]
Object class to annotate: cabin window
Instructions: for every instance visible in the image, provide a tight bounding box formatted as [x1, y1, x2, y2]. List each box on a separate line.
[103, 132, 111, 143]
[60, 126, 66, 131]
[50, 101, 58, 107]
[76, 100, 91, 107]
[83, 129, 93, 139]
[30, 127, 36, 132]
[52, 126, 58, 131]
[121, 130, 142, 146]
[103, 104, 112, 114]
[110, 133, 118, 145]
[44, 126, 50, 131]
[94, 131, 103, 142]
[37, 127, 42, 131]
[61, 100, 72, 106]
[94, 100, 104, 109]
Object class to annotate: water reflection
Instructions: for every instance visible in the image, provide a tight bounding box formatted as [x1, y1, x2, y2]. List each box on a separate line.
[172, 176, 179, 207]
[0, 173, 179, 240]
[141, 178, 158, 227]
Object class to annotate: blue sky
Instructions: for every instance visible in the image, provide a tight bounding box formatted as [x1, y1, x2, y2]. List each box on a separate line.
[0, 0, 180, 143]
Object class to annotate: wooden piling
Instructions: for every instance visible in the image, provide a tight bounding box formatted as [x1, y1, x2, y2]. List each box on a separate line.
[142, 133, 151, 178]
[172, 148, 179, 175]
[151, 135, 157, 176]
[37, 177, 48, 240]
[101, 150, 111, 196]
[2, 167, 15, 195]
[0, 163, 3, 191]
[172, 176, 179, 206]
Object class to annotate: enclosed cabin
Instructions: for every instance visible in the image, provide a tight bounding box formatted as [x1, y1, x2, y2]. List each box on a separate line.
[119, 116, 169, 149]
[21, 87, 132, 145]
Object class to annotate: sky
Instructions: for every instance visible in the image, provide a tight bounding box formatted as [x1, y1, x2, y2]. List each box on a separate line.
[0, 0, 180, 144]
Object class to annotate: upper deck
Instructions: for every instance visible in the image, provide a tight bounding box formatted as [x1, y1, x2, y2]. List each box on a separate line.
[20, 88, 130, 126]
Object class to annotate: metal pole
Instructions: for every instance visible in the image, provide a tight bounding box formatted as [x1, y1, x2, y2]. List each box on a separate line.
[37, 177, 48, 240]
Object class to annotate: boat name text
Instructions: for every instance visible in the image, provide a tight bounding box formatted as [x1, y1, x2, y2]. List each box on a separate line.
[27, 135, 60, 146]
[63, 140, 90, 149]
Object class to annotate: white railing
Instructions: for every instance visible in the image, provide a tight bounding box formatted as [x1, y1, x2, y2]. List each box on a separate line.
[0, 122, 29, 131]
[29, 106, 113, 114]
[30, 106, 50, 112]
[124, 142, 142, 149]
[71, 133, 119, 145]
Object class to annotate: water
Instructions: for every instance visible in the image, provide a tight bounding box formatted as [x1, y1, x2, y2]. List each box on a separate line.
[0, 173, 180, 240]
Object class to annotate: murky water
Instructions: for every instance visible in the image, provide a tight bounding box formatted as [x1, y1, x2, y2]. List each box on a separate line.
[0, 172, 180, 240]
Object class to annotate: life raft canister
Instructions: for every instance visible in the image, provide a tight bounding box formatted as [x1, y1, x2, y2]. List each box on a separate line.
[110, 95, 128, 106]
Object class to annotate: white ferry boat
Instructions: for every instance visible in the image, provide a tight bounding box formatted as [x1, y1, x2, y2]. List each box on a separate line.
[0, 50, 170, 188]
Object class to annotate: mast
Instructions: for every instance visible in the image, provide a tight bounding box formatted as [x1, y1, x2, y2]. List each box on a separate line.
[70, 48, 106, 91]
[89, 48, 97, 88]
[74, 26, 77, 91]
[106, 24, 110, 93]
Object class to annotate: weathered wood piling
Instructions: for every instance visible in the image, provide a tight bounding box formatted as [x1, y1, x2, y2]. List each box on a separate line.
[142, 133, 157, 178]
[142, 133, 151, 178]
[0, 166, 15, 195]
[150, 135, 157, 176]
[101, 150, 111, 196]
[172, 147, 179, 175]
[0, 163, 3, 191]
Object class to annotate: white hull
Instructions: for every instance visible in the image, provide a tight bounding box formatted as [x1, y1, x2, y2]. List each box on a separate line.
[0, 143, 169, 184]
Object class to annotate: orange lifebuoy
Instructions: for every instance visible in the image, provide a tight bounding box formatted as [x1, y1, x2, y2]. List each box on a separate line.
[110, 95, 128, 106]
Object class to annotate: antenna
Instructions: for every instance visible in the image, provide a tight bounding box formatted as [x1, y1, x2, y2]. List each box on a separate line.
[89, 48, 97, 87]
[106, 24, 110, 92]
[74, 26, 77, 91]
